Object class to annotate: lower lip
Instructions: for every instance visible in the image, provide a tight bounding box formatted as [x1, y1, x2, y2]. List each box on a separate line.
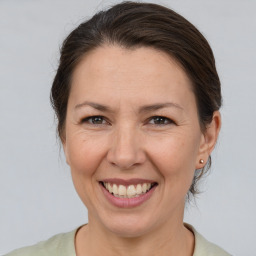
[100, 183, 157, 208]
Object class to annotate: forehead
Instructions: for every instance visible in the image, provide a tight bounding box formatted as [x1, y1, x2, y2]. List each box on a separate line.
[69, 45, 195, 108]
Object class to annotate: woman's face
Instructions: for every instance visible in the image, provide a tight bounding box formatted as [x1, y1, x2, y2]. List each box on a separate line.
[63, 46, 213, 237]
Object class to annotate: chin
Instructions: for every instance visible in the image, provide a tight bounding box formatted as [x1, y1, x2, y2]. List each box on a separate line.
[102, 214, 155, 238]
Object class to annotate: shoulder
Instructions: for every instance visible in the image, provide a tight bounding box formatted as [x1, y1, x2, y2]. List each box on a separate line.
[4, 229, 77, 256]
[185, 223, 232, 256]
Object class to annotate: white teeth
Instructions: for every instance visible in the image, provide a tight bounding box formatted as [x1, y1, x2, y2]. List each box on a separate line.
[118, 185, 126, 196]
[142, 183, 147, 193]
[108, 183, 113, 193]
[127, 185, 136, 198]
[113, 184, 118, 195]
[136, 184, 142, 194]
[102, 182, 154, 198]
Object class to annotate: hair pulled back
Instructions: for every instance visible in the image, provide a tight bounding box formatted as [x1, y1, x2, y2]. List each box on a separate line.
[51, 1, 222, 196]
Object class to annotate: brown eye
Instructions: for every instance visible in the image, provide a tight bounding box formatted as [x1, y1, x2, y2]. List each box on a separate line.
[82, 116, 107, 125]
[149, 116, 173, 125]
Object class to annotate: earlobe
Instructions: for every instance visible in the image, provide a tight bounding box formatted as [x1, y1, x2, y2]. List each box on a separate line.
[196, 111, 221, 169]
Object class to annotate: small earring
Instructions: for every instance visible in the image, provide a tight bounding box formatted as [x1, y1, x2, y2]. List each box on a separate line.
[199, 159, 204, 164]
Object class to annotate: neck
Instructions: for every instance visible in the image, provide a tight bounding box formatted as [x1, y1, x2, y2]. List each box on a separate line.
[75, 217, 194, 256]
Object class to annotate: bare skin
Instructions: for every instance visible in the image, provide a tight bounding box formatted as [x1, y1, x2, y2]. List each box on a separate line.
[63, 45, 221, 256]
[75, 210, 195, 256]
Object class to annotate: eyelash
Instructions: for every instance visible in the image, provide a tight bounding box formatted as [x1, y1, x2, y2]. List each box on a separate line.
[147, 116, 174, 125]
[81, 115, 174, 126]
[81, 116, 109, 125]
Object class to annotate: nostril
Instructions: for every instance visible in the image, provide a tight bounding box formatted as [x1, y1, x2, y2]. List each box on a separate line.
[106, 149, 146, 170]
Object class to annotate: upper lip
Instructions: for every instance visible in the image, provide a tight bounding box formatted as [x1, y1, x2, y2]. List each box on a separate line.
[100, 178, 157, 186]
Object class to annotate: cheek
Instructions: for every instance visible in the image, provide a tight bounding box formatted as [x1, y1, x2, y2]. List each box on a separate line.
[65, 133, 109, 208]
[147, 132, 199, 181]
[66, 133, 108, 176]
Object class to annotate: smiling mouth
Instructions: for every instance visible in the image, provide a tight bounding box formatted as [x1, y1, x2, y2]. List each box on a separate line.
[99, 181, 158, 198]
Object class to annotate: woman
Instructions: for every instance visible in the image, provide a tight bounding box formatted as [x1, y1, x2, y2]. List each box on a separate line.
[6, 1, 231, 255]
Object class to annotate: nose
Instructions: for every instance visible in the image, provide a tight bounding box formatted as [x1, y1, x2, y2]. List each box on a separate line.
[106, 124, 146, 170]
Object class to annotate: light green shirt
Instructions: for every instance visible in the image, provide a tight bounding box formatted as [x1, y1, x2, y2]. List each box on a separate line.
[5, 224, 231, 256]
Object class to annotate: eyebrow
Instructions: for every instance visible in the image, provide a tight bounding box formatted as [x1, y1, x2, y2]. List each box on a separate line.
[74, 101, 183, 113]
[75, 101, 111, 112]
[139, 102, 183, 113]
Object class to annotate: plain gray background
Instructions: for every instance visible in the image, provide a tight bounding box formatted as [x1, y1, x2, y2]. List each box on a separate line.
[0, 0, 255, 255]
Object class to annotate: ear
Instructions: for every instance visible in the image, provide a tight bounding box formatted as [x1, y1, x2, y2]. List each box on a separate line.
[195, 111, 221, 169]
[62, 138, 70, 166]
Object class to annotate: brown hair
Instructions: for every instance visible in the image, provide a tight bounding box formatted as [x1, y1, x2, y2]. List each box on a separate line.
[50, 1, 222, 196]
